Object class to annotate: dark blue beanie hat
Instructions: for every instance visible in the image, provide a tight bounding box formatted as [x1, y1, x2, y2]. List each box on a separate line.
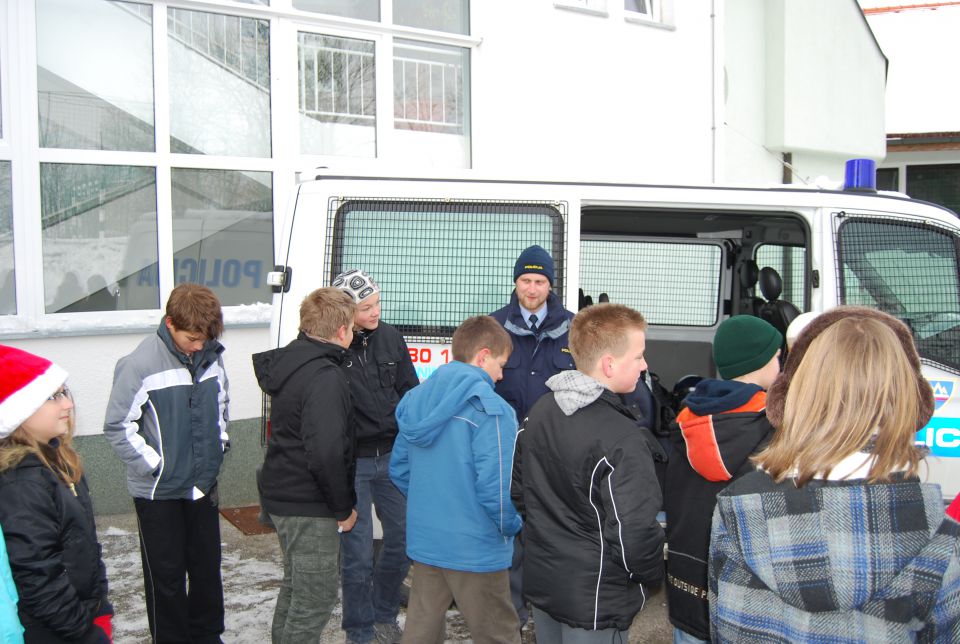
[513, 245, 555, 284]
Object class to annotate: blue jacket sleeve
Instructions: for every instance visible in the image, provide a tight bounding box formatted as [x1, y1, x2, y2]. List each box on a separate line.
[471, 411, 522, 538]
[0, 533, 22, 643]
[389, 433, 411, 497]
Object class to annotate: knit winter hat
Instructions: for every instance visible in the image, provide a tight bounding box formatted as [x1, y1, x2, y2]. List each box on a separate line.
[713, 315, 783, 379]
[0, 345, 69, 438]
[766, 306, 934, 430]
[513, 245, 555, 284]
[332, 269, 380, 303]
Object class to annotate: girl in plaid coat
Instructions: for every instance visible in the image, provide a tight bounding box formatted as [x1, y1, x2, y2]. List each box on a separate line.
[709, 307, 960, 643]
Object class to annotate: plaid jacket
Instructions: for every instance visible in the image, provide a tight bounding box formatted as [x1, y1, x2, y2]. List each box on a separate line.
[709, 470, 960, 643]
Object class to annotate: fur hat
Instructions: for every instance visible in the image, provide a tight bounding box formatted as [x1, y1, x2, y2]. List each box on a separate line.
[0, 345, 69, 438]
[513, 245, 555, 284]
[713, 315, 783, 380]
[333, 269, 380, 303]
[766, 306, 934, 429]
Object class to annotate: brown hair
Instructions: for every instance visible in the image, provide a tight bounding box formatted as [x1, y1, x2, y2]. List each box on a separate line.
[569, 303, 647, 369]
[300, 287, 357, 339]
[452, 316, 513, 362]
[754, 315, 925, 485]
[165, 284, 224, 340]
[2, 393, 83, 485]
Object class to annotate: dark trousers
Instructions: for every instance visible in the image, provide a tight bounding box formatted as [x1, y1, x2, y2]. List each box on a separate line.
[134, 493, 224, 644]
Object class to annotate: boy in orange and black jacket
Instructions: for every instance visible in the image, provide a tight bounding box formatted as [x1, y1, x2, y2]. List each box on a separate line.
[664, 315, 782, 643]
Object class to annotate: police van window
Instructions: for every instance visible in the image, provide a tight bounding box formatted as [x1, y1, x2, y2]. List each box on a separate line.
[580, 238, 722, 326]
[331, 200, 563, 338]
[837, 215, 960, 372]
[0, 161, 13, 315]
[754, 244, 806, 309]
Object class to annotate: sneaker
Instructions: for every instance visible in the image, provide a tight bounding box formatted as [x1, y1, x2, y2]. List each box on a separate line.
[374, 621, 403, 644]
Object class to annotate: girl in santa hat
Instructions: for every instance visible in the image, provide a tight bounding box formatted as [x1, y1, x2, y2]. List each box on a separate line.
[0, 345, 113, 643]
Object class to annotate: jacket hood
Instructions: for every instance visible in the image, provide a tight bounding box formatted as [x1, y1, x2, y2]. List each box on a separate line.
[716, 476, 958, 613]
[396, 361, 507, 447]
[546, 370, 606, 416]
[0, 445, 41, 475]
[683, 379, 763, 416]
[252, 333, 345, 395]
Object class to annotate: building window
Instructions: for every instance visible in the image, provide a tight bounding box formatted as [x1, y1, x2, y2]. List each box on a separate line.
[393, 0, 469, 35]
[292, 0, 379, 22]
[905, 164, 960, 216]
[36, 0, 155, 151]
[0, 162, 13, 315]
[876, 167, 899, 192]
[40, 163, 158, 313]
[168, 8, 272, 157]
[393, 40, 466, 135]
[625, 0, 656, 18]
[298, 32, 377, 157]
[554, 0, 608, 13]
[171, 169, 274, 306]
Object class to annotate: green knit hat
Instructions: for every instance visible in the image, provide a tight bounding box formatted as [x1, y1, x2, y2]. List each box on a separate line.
[713, 316, 783, 379]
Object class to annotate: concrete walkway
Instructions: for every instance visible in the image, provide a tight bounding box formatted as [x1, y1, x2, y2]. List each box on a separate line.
[97, 513, 672, 643]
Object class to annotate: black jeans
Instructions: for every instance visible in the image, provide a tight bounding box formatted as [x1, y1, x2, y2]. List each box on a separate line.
[134, 491, 224, 644]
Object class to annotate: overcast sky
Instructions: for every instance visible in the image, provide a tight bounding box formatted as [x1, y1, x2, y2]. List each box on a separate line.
[857, 1, 960, 133]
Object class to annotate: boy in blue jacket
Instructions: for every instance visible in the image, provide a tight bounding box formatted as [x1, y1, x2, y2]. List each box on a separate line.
[390, 315, 522, 644]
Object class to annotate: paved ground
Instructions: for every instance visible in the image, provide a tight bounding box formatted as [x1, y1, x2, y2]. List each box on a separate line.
[97, 513, 672, 643]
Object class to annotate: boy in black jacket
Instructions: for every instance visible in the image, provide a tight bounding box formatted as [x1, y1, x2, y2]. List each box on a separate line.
[333, 269, 419, 644]
[512, 303, 664, 643]
[253, 287, 359, 642]
[664, 315, 781, 643]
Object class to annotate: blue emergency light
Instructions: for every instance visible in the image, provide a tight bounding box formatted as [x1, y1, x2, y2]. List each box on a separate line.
[843, 158, 877, 192]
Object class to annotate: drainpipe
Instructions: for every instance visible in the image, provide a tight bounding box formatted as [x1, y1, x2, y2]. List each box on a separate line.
[710, 0, 719, 183]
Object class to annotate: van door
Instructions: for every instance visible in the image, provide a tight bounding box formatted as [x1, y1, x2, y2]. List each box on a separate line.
[833, 211, 960, 496]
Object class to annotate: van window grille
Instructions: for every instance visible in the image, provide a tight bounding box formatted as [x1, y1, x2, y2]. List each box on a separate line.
[327, 198, 566, 341]
[580, 237, 722, 326]
[835, 213, 960, 372]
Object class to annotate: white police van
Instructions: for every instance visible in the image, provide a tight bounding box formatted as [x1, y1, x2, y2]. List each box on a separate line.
[267, 163, 960, 496]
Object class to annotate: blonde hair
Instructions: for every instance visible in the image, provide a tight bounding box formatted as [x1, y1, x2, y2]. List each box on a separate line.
[569, 304, 647, 369]
[754, 316, 923, 485]
[452, 316, 512, 362]
[299, 287, 357, 339]
[2, 397, 83, 485]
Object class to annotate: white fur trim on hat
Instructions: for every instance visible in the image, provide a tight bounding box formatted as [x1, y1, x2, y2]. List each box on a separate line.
[0, 346, 69, 438]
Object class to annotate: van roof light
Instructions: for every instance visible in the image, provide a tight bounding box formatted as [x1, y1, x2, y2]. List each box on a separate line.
[843, 158, 877, 193]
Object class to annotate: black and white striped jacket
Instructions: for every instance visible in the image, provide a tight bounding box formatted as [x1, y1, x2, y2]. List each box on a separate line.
[512, 378, 664, 632]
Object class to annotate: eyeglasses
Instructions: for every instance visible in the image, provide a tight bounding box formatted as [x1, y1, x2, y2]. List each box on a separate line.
[47, 387, 71, 402]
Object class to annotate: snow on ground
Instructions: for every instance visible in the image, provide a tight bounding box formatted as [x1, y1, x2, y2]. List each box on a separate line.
[97, 515, 510, 643]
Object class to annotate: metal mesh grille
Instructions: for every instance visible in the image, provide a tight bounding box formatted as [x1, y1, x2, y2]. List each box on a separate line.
[327, 198, 566, 341]
[580, 238, 722, 326]
[835, 213, 960, 371]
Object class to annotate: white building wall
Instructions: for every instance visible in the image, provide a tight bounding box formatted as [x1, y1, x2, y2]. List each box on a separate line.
[863, 4, 960, 134]
[471, 1, 715, 184]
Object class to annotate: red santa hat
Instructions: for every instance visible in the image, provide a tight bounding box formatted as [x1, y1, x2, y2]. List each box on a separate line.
[0, 345, 69, 438]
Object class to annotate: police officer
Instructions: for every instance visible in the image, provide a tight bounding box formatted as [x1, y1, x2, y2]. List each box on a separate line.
[490, 244, 576, 627]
